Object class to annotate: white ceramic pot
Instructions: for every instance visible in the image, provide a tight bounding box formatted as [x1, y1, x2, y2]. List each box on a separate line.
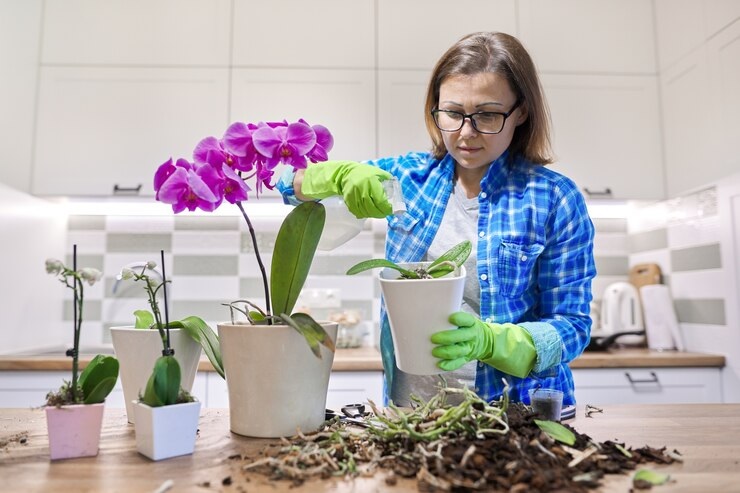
[110, 327, 201, 424]
[45, 402, 105, 460]
[217, 321, 338, 438]
[379, 263, 466, 375]
[133, 400, 201, 461]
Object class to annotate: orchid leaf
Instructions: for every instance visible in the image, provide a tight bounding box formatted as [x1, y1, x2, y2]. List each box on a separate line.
[79, 354, 119, 404]
[633, 469, 670, 486]
[427, 262, 456, 278]
[142, 355, 181, 407]
[429, 240, 472, 270]
[167, 316, 224, 379]
[271, 201, 325, 316]
[534, 419, 576, 445]
[280, 312, 336, 359]
[134, 310, 154, 329]
[346, 259, 418, 278]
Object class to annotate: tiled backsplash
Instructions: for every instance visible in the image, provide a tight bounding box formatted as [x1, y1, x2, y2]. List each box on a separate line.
[65, 214, 382, 349]
[63, 187, 726, 349]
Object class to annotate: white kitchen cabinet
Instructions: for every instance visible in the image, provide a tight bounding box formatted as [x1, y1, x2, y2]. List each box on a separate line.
[543, 74, 664, 200]
[0, 0, 41, 193]
[40, 0, 231, 66]
[205, 371, 383, 410]
[660, 18, 740, 198]
[229, 68, 376, 198]
[232, 0, 375, 69]
[0, 372, 208, 409]
[519, 0, 656, 74]
[377, 0, 517, 70]
[32, 67, 229, 196]
[572, 367, 722, 405]
[377, 70, 430, 158]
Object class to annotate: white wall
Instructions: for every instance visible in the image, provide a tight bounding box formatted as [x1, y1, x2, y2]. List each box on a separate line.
[0, 184, 67, 354]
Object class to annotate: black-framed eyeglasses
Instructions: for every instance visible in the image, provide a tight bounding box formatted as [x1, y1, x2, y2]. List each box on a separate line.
[431, 99, 522, 134]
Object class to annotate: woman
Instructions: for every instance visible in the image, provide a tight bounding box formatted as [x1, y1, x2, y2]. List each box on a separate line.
[278, 32, 595, 408]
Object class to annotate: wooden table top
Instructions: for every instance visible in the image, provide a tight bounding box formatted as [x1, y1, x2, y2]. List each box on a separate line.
[1, 404, 739, 492]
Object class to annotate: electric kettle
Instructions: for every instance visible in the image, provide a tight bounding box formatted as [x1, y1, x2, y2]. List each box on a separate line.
[597, 281, 646, 346]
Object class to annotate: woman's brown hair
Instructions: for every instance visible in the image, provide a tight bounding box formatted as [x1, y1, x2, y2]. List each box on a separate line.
[424, 32, 554, 164]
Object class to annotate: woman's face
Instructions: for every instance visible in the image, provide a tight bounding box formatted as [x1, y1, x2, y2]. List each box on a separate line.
[437, 72, 527, 172]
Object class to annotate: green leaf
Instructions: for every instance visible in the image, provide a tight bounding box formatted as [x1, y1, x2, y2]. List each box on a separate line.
[280, 312, 336, 359]
[633, 469, 670, 486]
[168, 316, 224, 379]
[79, 355, 119, 404]
[134, 309, 154, 329]
[534, 419, 576, 445]
[428, 240, 472, 270]
[615, 443, 633, 458]
[271, 201, 325, 317]
[346, 258, 418, 278]
[141, 355, 181, 407]
[427, 262, 455, 278]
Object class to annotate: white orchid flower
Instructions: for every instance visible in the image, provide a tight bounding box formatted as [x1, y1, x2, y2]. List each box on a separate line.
[45, 258, 64, 275]
[79, 267, 103, 286]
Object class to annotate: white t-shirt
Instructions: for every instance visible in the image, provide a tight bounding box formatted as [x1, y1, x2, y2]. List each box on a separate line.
[389, 179, 480, 406]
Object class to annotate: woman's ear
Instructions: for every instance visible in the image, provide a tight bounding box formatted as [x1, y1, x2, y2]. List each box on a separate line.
[515, 105, 529, 126]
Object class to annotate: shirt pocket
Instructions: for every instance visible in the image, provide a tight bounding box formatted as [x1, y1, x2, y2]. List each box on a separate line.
[497, 241, 545, 298]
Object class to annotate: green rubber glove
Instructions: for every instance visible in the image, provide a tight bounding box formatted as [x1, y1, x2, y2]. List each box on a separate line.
[431, 312, 537, 378]
[302, 160, 393, 218]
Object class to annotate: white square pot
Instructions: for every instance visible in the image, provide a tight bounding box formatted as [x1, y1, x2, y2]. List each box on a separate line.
[133, 400, 201, 461]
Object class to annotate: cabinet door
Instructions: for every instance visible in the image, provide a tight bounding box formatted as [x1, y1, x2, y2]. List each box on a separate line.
[707, 20, 740, 185]
[326, 371, 384, 411]
[543, 74, 664, 200]
[519, 0, 656, 74]
[572, 367, 722, 404]
[232, 0, 374, 69]
[203, 371, 383, 410]
[377, 70, 430, 158]
[0, 0, 41, 193]
[229, 68, 376, 199]
[41, 0, 231, 66]
[660, 48, 716, 197]
[377, 0, 517, 70]
[32, 67, 229, 196]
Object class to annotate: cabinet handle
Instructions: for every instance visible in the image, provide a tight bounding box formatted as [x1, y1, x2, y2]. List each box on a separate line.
[624, 371, 659, 385]
[583, 187, 612, 198]
[113, 184, 142, 195]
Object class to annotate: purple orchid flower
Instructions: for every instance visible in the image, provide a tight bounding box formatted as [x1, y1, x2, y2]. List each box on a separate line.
[252, 121, 317, 170]
[220, 162, 250, 203]
[154, 158, 220, 213]
[306, 123, 334, 163]
[222, 122, 260, 173]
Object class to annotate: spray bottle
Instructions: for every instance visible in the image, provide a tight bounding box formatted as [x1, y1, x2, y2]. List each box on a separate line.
[317, 177, 405, 251]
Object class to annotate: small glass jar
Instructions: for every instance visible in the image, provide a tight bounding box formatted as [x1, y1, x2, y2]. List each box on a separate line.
[329, 310, 366, 348]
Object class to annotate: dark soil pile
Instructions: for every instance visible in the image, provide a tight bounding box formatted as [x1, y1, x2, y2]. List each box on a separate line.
[232, 392, 680, 492]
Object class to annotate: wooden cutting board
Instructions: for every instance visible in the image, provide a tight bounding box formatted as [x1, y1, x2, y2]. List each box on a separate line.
[629, 263, 662, 290]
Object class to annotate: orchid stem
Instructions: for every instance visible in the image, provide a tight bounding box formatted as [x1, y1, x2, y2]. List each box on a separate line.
[236, 201, 271, 323]
[71, 244, 81, 402]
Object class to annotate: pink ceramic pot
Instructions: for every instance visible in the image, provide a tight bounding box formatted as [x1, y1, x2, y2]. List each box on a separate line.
[45, 403, 105, 460]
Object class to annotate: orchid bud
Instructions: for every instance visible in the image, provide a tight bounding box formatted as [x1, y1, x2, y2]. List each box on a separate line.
[146, 261, 157, 270]
[79, 268, 103, 286]
[45, 258, 64, 275]
[118, 268, 135, 281]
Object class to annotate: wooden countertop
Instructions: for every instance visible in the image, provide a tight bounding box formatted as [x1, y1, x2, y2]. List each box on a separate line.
[0, 346, 384, 372]
[1, 404, 738, 492]
[0, 347, 723, 372]
[571, 348, 726, 368]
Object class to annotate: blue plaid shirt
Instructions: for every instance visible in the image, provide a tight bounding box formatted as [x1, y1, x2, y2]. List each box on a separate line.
[278, 151, 595, 406]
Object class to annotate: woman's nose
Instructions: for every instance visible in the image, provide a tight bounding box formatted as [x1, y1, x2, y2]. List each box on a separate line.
[459, 117, 478, 137]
